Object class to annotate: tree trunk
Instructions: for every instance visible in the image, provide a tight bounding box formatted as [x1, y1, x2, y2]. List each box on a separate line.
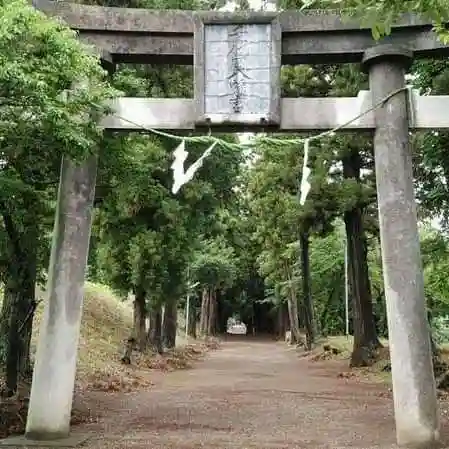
[162, 299, 177, 349]
[299, 230, 315, 350]
[133, 286, 147, 352]
[276, 303, 289, 339]
[0, 288, 13, 366]
[215, 290, 223, 334]
[346, 208, 381, 366]
[251, 301, 256, 336]
[285, 264, 303, 345]
[121, 337, 134, 364]
[187, 296, 197, 338]
[281, 303, 289, 338]
[275, 304, 285, 338]
[0, 212, 37, 396]
[286, 297, 302, 345]
[17, 273, 37, 379]
[343, 151, 381, 367]
[207, 289, 216, 336]
[4, 287, 22, 396]
[199, 288, 209, 335]
[2, 256, 36, 395]
[148, 304, 163, 354]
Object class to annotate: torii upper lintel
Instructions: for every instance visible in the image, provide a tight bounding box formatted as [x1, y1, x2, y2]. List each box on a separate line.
[33, 0, 449, 65]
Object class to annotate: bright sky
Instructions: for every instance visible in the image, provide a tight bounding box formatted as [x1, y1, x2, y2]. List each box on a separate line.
[219, 0, 277, 11]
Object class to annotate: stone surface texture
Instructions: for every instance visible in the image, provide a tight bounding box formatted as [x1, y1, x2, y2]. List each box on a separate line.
[32, 1, 449, 64]
[204, 23, 272, 118]
[364, 45, 440, 448]
[101, 93, 449, 131]
[25, 156, 98, 441]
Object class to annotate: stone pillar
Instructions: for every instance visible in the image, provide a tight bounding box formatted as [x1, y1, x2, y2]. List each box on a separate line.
[362, 44, 439, 448]
[25, 155, 97, 440]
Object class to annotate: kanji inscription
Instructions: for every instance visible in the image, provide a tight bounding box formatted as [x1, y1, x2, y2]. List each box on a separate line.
[203, 23, 273, 121]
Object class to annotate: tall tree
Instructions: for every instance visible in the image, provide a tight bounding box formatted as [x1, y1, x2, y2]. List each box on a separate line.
[191, 237, 237, 336]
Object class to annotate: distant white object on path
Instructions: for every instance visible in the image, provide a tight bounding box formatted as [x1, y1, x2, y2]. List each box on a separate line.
[227, 322, 247, 335]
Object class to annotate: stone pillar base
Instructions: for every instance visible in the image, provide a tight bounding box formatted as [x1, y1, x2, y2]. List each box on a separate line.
[0, 433, 91, 447]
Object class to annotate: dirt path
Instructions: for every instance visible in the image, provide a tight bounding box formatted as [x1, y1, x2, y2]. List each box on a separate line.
[74, 340, 438, 449]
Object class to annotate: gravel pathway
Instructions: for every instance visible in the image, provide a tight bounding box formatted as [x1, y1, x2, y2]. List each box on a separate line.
[69, 339, 449, 449]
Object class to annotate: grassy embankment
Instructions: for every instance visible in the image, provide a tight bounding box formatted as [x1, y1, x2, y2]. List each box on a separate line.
[0, 282, 218, 437]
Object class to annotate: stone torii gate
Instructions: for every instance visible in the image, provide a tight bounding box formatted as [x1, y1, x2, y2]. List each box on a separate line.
[7, 1, 449, 447]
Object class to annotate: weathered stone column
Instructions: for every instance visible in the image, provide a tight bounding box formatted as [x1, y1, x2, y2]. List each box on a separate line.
[25, 155, 97, 441]
[362, 44, 439, 448]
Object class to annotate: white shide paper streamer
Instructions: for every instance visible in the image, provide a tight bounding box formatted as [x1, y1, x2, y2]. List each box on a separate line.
[299, 139, 311, 206]
[171, 140, 218, 194]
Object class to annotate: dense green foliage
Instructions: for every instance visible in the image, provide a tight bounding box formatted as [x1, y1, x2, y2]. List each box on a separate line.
[301, 0, 449, 42]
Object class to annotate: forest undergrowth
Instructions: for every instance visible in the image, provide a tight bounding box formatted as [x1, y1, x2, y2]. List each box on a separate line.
[0, 283, 220, 439]
[308, 335, 449, 395]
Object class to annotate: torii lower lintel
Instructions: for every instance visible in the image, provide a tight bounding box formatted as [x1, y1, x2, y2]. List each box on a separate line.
[101, 92, 449, 132]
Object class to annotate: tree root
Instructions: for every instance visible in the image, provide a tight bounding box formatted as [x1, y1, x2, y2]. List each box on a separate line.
[323, 344, 341, 355]
[349, 344, 378, 368]
[120, 337, 135, 365]
[434, 354, 449, 390]
[349, 339, 385, 368]
[374, 353, 449, 391]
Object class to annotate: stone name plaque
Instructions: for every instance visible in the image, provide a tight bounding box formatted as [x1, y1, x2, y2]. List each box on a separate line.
[194, 13, 281, 129]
